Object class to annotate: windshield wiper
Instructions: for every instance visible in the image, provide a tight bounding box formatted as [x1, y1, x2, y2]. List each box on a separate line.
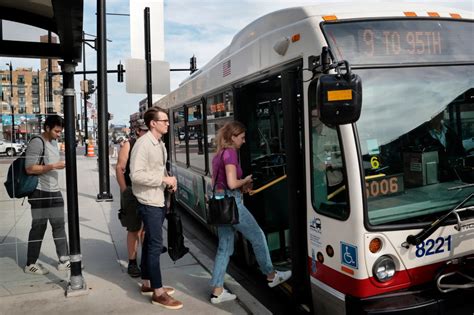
[448, 183, 474, 191]
[402, 193, 474, 248]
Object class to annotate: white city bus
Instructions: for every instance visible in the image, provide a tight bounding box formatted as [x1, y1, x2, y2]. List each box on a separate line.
[156, 3, 473, 314]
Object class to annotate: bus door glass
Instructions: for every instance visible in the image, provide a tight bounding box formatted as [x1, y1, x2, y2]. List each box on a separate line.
[239, 74, 291, 263]
[310, 111, 349, 220]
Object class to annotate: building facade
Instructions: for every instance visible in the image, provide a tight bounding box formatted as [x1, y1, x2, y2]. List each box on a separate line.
[0, 35, 63, 142]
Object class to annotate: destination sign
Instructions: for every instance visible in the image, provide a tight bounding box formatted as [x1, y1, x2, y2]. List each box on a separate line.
[365, 174, 404, 199]
[323, 20, 473, 65]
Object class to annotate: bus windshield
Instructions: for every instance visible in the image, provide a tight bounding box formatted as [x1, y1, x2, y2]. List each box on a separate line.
[355, 65, 474, 226]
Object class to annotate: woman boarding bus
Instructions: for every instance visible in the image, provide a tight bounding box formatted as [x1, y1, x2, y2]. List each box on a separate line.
[156, 3, 473, 314]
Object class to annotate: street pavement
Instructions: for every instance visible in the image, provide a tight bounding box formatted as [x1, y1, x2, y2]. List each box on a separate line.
[0, 152, 271, 315]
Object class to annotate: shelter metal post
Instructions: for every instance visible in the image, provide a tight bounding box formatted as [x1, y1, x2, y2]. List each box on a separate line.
[61, 61, 88, 297]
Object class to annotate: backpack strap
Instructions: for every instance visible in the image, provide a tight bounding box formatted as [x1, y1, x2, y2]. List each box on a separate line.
[28, 136, 46, 165]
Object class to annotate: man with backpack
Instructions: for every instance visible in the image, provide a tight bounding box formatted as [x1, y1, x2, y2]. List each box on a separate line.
[24, 115, 68, 275]
[115, 119, 147, 277]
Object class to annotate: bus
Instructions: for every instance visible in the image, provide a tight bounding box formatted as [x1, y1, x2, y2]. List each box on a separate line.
[156, 3, 474, 314]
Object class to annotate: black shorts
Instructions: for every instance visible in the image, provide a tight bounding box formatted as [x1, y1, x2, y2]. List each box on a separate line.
[119, 187, 142, 232]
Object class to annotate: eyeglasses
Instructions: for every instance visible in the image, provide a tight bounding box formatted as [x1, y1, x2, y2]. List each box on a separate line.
[154, 119, 169, 123]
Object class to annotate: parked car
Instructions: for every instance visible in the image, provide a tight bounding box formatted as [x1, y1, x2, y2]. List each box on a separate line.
[0, 140, 25, 156]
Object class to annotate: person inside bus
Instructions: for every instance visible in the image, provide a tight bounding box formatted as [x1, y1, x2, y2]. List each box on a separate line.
[416, 111, 465, 181]
[209, 121, 291, 304]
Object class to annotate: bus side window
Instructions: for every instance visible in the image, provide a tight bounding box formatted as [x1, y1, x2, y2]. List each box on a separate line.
[173, 107, 187, 165]
[206, 90, 234, 172]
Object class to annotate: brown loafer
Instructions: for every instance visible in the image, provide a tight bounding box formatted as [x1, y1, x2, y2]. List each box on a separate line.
[151, 292, 183, 310]
[141, 284, 175, 296]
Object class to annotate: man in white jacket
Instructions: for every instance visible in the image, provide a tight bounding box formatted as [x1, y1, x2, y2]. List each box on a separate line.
[130, 107, 182, 310]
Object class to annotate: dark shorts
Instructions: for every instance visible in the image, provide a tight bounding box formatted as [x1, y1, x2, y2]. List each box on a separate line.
[119, 187, 142, 232]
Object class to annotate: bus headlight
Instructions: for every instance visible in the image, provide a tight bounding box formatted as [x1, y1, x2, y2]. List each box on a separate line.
[372, 255, 396, 282]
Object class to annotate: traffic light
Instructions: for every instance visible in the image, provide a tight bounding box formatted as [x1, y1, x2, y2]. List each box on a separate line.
[108, 112, 113, 120]
[87, 80, 95, 94]
[190, 55, 197, 74]
[117, 63, 124, 82]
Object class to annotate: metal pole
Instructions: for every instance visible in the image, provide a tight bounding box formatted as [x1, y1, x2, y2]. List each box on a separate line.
[37, 70, 41, 133]
[144, 7, 152, 108]
[9, 62, 14, 143]
[48, 31, 53, 114]
[61, 61, 87, 296]
[96, 0, 113, 201]
[82, 31, 89, 150]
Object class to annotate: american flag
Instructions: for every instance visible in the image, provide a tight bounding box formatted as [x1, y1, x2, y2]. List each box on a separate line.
[222, 60, 231, 77]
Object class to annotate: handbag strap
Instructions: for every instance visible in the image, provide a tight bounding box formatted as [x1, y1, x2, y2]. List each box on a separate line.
[212, 149, 230, 197]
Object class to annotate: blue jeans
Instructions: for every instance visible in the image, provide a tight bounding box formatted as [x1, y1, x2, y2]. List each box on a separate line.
[138, 202, 166, 289]
[210, 190, 274, 287]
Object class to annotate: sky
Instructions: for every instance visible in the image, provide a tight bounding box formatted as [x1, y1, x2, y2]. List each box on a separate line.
[1, 0, 472, 126]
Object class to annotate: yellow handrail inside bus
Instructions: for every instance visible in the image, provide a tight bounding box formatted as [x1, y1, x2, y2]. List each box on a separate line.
[327, 173, 385, 200]
[249, 175, 287, 196]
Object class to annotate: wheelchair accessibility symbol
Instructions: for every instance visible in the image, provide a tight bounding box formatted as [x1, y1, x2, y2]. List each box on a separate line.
[341, 242, 358, 269]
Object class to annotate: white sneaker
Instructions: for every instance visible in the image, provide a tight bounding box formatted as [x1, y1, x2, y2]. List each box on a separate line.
[24, 263, 49, 275]
[268, 270, 291, 288]
[210, 289, 237, 304]
[57, 260, 71, 271]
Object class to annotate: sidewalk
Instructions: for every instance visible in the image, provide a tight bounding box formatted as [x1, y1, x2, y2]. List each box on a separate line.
[0, 155, 271, 315]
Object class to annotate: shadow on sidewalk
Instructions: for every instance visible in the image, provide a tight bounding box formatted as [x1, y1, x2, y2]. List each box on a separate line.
[0, 236, 68, 296]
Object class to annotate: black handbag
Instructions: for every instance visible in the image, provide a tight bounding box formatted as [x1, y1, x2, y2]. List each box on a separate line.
[206, 150, 239, 225]
[166, 192, 189, 262]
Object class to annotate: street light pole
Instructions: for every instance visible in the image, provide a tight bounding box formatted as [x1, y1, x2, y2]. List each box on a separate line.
[7, 62, 14, 143]
[82, 31, 89, 148]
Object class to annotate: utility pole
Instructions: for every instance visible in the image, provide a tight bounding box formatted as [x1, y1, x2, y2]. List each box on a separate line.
[47, 31, 53, 114]
[144, 7, 152, 108]
[96, 0, 113, 201]
[82, 31, 89, 148]
[7, 62, 14, 143]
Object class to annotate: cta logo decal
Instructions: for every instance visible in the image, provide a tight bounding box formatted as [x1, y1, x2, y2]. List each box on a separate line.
[341, 242, 358, 269]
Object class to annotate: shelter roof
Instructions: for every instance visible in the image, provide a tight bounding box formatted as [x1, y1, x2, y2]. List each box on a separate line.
[0, 0, 83, 62]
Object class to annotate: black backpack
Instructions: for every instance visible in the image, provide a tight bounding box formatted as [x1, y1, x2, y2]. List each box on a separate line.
[166, 192, 189, 262]
[4, 137, 45, 198]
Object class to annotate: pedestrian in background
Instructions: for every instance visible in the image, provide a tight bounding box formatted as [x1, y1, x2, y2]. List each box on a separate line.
[130, 107, 183, 310]
[115, 119, 147, 277]
[209, 121, 291, 304]
[24, 115, 69, 275]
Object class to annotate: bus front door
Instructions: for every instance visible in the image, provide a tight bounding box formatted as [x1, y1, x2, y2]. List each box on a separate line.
[236, 64, 310, 308]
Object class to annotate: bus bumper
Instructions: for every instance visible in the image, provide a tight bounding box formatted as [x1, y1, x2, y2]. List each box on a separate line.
[346, 288, 474, 315]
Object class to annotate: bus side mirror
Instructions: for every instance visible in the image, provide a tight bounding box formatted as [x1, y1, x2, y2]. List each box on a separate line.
[317, 73, 362, 125]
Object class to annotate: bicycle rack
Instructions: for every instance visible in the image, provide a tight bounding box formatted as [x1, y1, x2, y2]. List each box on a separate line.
[436, 257, 474, 293]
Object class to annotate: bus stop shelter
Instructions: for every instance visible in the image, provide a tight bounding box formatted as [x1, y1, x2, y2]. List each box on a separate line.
[0, 0, 86, 295]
